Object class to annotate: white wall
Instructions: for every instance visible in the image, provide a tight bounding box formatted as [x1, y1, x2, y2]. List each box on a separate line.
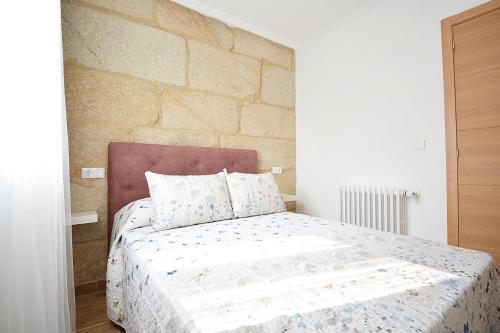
[296, 0, 486, 243]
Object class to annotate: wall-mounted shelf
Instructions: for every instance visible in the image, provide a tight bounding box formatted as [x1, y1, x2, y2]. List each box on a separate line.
[282, 194, 297, 203]
[71, 211, 98, 225]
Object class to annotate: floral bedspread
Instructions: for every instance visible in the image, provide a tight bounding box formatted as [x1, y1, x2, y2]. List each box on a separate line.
[107, 212, 500, 333]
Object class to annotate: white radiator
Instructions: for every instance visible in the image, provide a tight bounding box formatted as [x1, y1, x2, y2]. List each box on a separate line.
[339, 186, 417, 234]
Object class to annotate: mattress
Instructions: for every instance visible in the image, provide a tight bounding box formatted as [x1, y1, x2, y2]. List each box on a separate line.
[107, 212, 500, 332]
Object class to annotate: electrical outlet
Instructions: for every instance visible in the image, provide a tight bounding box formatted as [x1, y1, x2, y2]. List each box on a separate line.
[81, 167, 106, 179]
[272, 166, 282, 174]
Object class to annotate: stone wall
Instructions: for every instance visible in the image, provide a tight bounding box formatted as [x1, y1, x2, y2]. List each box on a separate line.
[61, 0, 296, 285]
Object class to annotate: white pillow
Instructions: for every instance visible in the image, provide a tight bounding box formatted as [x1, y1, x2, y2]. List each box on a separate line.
[145, 171, 233, 231]
[226, 172, 286, 218]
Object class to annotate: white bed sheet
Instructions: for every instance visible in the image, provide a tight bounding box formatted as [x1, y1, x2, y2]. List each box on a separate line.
[107, 212, 500, 332]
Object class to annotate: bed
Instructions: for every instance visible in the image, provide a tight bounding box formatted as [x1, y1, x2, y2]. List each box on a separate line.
[106, 142, 500, 333]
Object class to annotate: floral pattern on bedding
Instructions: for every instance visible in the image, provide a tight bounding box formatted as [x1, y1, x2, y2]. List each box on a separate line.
[106, 197, 153, 324]
[107, 212, 500, 333]
[226, 172, 286, 218]
[145, 171, 234, 231]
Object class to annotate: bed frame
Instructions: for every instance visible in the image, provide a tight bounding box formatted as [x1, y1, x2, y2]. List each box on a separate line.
[107, 142, 257, 246]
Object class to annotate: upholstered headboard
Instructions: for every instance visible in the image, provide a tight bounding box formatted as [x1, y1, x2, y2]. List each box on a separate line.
[107, 142, 257, 246]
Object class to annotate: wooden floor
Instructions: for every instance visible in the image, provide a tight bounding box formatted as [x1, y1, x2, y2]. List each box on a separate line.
[76, 290, 124, 332]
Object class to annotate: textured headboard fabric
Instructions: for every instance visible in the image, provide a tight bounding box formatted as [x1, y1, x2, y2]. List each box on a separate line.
[107, 142, 257, 246]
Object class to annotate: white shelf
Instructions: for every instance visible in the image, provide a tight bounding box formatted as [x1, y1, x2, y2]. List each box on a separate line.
[71, 211, 98, 225]
[281, 194, 297, 203]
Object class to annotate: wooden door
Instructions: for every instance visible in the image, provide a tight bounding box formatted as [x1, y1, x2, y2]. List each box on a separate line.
[442, 1, 500, 264]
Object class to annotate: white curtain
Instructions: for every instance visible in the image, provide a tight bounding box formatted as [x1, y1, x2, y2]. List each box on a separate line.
[0, 1, 75, 332]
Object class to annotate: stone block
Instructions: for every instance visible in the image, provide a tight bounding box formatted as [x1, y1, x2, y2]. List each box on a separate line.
[161, 90, 238, 134]
[62, 3, 185, 84]
[188, 40, 260, 98]
[79, 0, 155, 20]
[261, 65, 294, 107]
[241, 103, 295, 139]
[133, 128, 219, 147]
[64, 65, 159, 126]
[158, 0, 233, 50]
[233, 28, 293, 69]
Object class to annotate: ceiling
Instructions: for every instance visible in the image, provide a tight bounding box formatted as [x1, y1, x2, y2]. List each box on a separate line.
[173, 0, 383, 48]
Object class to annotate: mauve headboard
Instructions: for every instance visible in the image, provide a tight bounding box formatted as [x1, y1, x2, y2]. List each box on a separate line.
[107, 142, 257, 246]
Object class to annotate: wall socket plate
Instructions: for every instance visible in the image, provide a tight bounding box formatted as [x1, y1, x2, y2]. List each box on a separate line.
[415, 139, 426, 150]
[81, 167, 106, 179]
[271, 166, 283, 174]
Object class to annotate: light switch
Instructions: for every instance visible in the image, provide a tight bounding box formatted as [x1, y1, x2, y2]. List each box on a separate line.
[81, 167, 106, 179]
[272, 166, 283, 174]
[415, 139, 426, 150]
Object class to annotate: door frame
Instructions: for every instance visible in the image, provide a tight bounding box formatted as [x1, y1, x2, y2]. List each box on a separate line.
[441, 0, 500, 246]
